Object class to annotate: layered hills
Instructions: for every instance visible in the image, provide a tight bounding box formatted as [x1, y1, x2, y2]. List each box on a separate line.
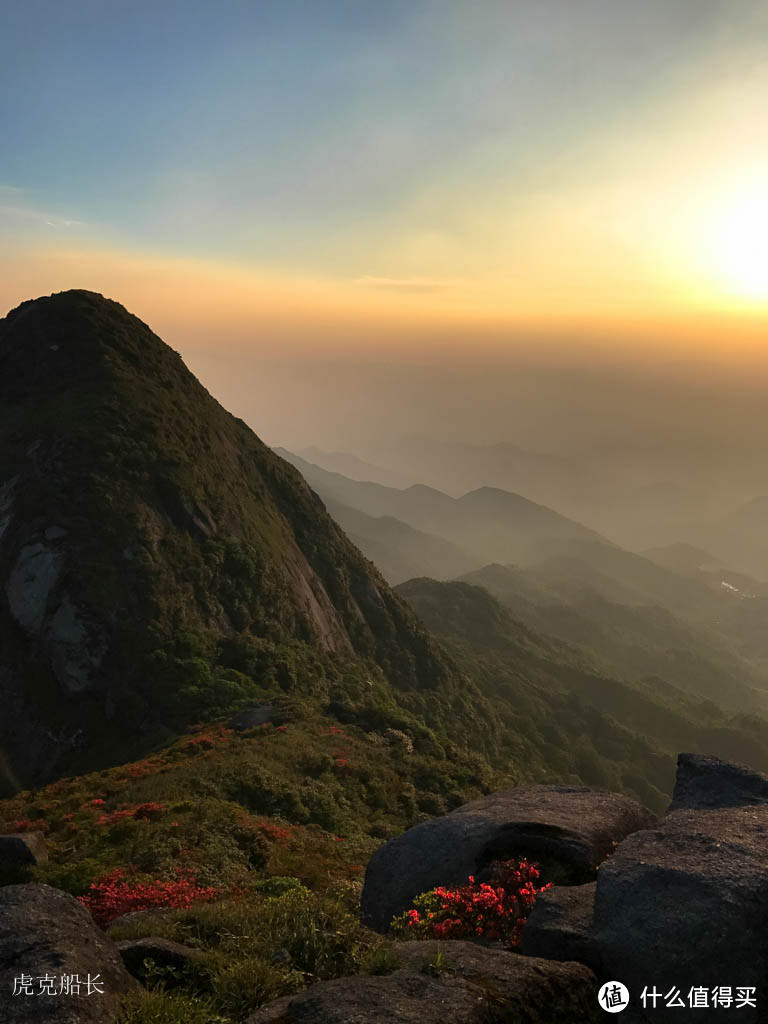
[3, 288, 768, 828]
[274, 450, 601, 569]
[279, 449, 768, 714]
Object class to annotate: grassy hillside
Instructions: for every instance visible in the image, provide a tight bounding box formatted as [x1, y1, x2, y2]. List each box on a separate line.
[0, 709, 500, 1020]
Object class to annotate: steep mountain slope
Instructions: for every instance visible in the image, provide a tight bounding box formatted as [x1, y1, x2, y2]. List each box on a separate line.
[276, 449, 602, 567]
[0, 291, 471, 791]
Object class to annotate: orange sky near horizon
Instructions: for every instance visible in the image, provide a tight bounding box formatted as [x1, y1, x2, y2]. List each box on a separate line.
[2, 241, 767, 372]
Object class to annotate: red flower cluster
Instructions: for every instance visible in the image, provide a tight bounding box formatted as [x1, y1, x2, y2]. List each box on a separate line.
[8, 818, 46, 833]
[79, 868, 219, 927]
[97, 809, 134, 826]
[95, 802, 164, 826]
[117, 756, 170, 779]
[256, 820, 293, 842]
[332, 749, 352, 775]
[133, 802, 165, 820]
[392, 859, 551, 947]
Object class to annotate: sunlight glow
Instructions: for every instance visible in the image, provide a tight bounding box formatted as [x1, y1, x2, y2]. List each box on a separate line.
[708, 191, 768, 300]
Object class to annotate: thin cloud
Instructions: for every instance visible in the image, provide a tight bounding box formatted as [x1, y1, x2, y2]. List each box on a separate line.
[355, 275, 454, 292]
[0, 186, 85, 230]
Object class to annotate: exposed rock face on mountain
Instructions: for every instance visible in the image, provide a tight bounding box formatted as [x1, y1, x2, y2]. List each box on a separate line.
[361, 785, 656, 931]
[247, 941, 600, 1023]
[0, 291, 460, 791]
[0, 883, 138, 1023]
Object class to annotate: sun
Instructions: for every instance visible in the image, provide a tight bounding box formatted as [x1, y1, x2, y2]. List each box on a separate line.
[707, 191, 768, 301]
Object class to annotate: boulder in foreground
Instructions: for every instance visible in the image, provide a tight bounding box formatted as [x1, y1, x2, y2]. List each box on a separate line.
[361, 784, 655, 931]
[0, 883, 138, 1024]
[594, 754, 768, 1022]
[0, 830, 48, 866]
[522, 881, 600, 970]
[247, 940, 600, 1023]
[670, 751, 768, 810]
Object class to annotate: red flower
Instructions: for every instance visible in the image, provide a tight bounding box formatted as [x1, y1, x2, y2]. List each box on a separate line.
[78, 868, 219, 927]
[391, 859, 550, 948]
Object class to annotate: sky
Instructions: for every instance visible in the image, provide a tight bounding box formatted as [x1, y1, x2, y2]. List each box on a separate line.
[2, 0, 768, 463]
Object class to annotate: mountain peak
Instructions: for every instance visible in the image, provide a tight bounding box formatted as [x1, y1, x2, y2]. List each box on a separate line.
[0, 292, 458, 791]
[0, 289, 186, 405]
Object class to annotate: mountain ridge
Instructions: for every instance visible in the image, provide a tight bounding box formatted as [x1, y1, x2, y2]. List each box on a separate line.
[0, 291, 465, 790]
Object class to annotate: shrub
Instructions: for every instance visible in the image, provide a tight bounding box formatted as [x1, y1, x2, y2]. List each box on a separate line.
[390, 858, 550, 947]
[208, 956, 303, 1017]
[116, 989, 230, 1024]
[79, 868, 220, 927]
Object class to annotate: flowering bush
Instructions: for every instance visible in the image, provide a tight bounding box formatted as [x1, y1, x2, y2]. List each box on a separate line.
[7, 818, 47, 832]
[256, 820, 293, 843]
[390, 858, 550, 947]
[79, 867, 220, 926]
[133, 802, 165, 820]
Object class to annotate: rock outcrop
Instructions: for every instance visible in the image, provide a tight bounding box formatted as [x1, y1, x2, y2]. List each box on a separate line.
[0, 883, 138, 1023]
[522, 881, 599, 970]
[670, 751, 768, 810]
[0, 831, 48, 867]
[593, 753, 768, 1022]
[361, 784, 655, 931]
[228, 702, 277, 731]
[116, 937, 206, 985]
[247, 941, 600, 1023]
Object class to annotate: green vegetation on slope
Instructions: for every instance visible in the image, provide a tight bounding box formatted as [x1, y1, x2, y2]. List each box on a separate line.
[0, 709, 512, 1020]
[397, 578, 768, 808]
[0, 290, 477, 790]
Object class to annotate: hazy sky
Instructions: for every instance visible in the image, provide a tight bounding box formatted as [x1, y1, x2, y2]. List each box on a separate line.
[2, 0, 768, 457]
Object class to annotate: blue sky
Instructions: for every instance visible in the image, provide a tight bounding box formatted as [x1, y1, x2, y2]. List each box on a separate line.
[2, 0, 768, 463]
[4, 0, 765, 274]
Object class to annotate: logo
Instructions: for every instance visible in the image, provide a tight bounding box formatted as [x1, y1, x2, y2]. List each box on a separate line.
[599, 981, 629, 1013]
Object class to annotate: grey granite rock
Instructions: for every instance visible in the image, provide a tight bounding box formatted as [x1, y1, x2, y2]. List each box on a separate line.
[361, 785, 656, 931]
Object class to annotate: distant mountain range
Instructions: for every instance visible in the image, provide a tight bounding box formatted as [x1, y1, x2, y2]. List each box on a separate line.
[4, 288, 768, 823]
[692, 497, 768, 582]
[279, 448, 768, 714]
[296, 447, 418, 489]
[275, 449, 601, 571]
